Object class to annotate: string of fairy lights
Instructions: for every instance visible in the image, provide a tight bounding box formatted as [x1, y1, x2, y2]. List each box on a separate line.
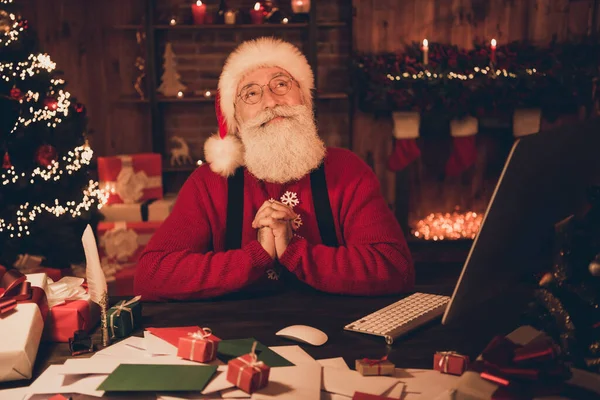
[0, 3, 107, 238]
[381, 66, 537, 82]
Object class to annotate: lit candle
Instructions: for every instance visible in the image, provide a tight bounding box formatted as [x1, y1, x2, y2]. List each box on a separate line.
[191, 1, 207, 25]
[169, 17, 177, 25]
[250, 2, 264, 24]
[225, 10, 236, 24]
[292, 0, 310, 13]
[490, 38, 497, 64]
[422, 39, 429, 66]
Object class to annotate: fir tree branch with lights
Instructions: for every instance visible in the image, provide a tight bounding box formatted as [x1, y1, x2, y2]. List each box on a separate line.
[0, 0, 105, 269]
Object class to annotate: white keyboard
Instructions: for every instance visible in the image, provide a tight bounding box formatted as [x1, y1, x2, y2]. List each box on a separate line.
[344, 292, 450, 344]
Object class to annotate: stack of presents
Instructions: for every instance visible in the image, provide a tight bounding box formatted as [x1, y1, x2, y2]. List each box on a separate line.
[95, 153, 176, 296]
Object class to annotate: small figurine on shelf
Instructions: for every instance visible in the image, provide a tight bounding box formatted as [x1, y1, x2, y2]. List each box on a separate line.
[170, 136, 194, 166]
[134, 29, 146, 100]
[157, 43, 187, 97]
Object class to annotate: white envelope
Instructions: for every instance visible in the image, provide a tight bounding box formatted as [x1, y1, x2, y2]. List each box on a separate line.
[270, 346, 319, 366]
[317, 358, 350, 370]
[321, 367, 398, 397]
[394, 368, 459, 400]
[25, 365, 106, 397]
[0, 303, 45, 382]
[202, 365, 234, 394]
[0, 386, 29, 400]
[144, 330, 179, 355]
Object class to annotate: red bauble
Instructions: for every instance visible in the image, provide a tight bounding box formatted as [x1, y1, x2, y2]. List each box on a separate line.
[44, 98, 58, 111]
[2, 152, 12, 169]
[35, 145, 58, 167]
[75, 103, 85, 113]
[10, 87, 22, 100]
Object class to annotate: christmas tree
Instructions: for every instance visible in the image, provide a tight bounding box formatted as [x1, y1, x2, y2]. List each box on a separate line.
[0, 1, 105, 271]
[157, 42, 187, 97]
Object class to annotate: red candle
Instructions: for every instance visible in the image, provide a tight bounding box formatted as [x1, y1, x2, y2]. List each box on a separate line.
[490, 38, 497, 64]
[250, 2, 264, 24]
[192, 1, 207, 25]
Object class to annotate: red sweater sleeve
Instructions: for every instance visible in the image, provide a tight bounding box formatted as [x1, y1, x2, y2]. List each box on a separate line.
[278, 152, 415, 295]
[134, 170, 273, 301]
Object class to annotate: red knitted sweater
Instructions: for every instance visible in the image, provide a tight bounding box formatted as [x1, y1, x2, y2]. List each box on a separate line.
[134, 147, 414, 300]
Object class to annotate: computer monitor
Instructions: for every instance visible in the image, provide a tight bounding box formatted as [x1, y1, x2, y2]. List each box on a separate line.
[442, 117, 600, 325]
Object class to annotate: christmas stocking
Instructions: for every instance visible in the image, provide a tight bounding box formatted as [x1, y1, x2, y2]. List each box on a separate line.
[387, 111, 421, 172]
[445, 116, 478, 177]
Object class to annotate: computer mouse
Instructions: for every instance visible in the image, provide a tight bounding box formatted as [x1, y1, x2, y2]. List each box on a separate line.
[276, 325, 328, 346]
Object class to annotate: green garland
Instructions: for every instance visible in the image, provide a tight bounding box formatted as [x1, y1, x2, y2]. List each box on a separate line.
[354, 40, 600, 121]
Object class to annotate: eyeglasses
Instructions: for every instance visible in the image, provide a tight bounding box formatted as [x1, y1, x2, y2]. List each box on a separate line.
[237, 74, 295, 105]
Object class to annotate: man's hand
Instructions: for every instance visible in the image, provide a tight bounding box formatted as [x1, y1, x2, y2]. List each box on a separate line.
[252, 200, 296, 259]
[257, 227, 276, 260]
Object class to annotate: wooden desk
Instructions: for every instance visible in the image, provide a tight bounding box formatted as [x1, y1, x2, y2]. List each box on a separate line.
[0, 262, 528, 396]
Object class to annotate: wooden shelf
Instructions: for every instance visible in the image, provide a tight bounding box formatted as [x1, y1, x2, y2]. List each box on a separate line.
[153, 22, 346, 31]
[318, 92, 349, 99]
[157, 95, 214, 103]
[112, 25, 143, 30]
[115, 96, 149, 104]
[163, 165, 200, 172]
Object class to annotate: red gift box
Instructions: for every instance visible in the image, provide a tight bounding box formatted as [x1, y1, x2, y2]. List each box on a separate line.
[177, 329, 218, 363]
[98, 221, 161, 266]
[98, 153, 162, 205]
[226, 343, 270, 394]
[43, 298, 100, 343]
[433, 351, 470, 376]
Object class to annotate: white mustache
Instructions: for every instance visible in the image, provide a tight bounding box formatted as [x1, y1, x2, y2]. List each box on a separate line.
[244, 105, 304, 129]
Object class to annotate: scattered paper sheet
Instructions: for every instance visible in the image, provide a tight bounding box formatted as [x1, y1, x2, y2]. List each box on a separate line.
[252, 364, 322, 400]
[318, 358, 350, 370]
[322, 367, 398, 397]
[381, 382, 405, 399]
[320, 392, 351, 400]
[157, 394, 223, 400]
[0, 386, 29, 400]
[393, 368, 458, 400]
[94, 336, 150, 358]
[218, 338, 294, 367]
[145, 330, 179, 356]
[270, 346, 319, 366]
[25, 365, 106, 397]
[59, 358, 120, 375]
[221, 387, 252, 398]
[201, 366, 234, 394]
[146, 326, 220, 347]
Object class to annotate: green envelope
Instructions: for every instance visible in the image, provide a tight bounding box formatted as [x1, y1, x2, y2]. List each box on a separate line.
[217, 338, 295, 367]
[97, 364, 218, 391]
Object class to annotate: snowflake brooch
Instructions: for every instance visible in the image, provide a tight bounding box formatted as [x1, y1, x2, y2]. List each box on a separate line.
[280, 191, 302, 231]
[266, 268, 280, 280]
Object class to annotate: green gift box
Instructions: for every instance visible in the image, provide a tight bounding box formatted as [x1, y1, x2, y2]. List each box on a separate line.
[107, 295, 142, 339]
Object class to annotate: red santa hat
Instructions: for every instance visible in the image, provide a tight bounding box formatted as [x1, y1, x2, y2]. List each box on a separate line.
[204, 37, 314, 177]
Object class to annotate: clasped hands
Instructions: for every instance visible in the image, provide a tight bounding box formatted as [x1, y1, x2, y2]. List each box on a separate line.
[252, 199, 297, 260]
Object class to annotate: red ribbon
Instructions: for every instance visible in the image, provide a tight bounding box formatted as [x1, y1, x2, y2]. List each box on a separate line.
[0, 265, 48, 320]
[360, 355, 388, 375]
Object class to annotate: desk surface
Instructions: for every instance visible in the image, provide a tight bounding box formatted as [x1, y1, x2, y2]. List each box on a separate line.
[0, 262, 528, 395]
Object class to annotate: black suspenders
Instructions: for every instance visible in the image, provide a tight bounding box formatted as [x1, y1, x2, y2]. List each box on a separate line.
[225, 164, 339, 249]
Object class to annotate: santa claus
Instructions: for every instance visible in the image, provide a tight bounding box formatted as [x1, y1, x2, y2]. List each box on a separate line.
[135, 37, 414, 300]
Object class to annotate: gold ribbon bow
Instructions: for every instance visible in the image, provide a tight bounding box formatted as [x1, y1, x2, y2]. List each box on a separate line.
[236, 341, 265, 388]
[188, 328, 215, 361]
[437, 351, 467, 374]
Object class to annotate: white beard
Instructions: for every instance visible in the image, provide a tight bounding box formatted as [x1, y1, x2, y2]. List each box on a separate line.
[239, 105, 326, 183]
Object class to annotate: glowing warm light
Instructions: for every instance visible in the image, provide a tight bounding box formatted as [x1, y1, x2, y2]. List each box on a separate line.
[412, 211, 483, 240]
[196, 1, 202, 6]
[204, 90, 211, 97]
[254, 2, 260, 11]
[422, 39, 428, 49]
[170, 18, 177, 25]
[196, 160, 203, 166]
[491, 39, 497, 49]
[282, 18, 289, 24]
[177, 91, 184, 98]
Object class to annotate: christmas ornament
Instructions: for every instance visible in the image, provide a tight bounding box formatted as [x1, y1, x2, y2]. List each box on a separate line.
[134, 29, 146, 100]
[35, 144, 58, 167]
[44, 97, 58, 111]
[589, 256, 600, 277]
[0, 10, 11, 33]
[3, 151, 12, 169]
[10, 87, 22, 100]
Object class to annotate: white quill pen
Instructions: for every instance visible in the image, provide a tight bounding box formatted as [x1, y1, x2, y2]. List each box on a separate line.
[82, 224, 110, 345]
[82, 224, 107, 303]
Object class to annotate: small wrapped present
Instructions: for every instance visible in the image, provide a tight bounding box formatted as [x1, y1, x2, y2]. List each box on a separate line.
[107, 295, 142, 339]
[433, 351, 469, 375]
[227, 341, 270, 394]
[42, 277, 100, 342]
[98, 153, 162, 205]
[0, 268, 49, 382]
[100, 196, 176, 222]
[355, 356, 395, 376]
[98, 221, 162, 266]
[177, 328, 218, 363]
